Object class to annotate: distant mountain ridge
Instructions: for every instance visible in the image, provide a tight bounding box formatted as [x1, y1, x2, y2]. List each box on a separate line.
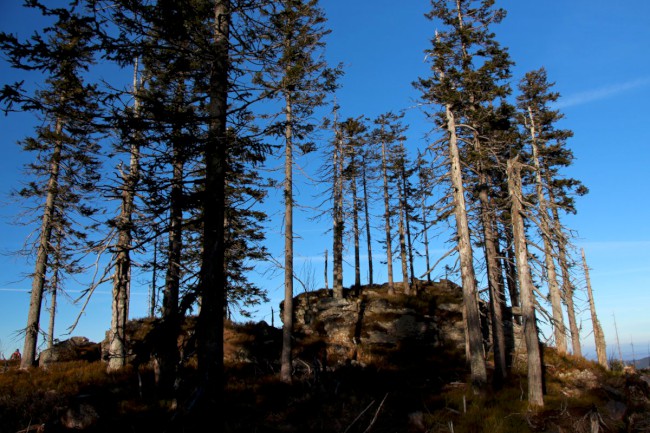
[629, 356, 650, 369]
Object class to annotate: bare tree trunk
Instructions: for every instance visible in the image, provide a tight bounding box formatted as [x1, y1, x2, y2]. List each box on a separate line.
[47, 285, 57, 350]
[150, 236, 158, 318]
[478, 187, 507, 384]
[281, 96, 294, 383]
[561, 244, 581, 357]
[324, 249, 328, 290]
[108, 61, 142, 372]
[380, 138, 395, 295]
[22, 118, 63, 369]
[502, 221, 521, 324]
[47, 267, 58, 350]
[400, 146, 416, 293]
[109, 233, 132, 371]
[156, 123, 184, 391]
[406, 210, 415, 292]
[507, 158, 544, 407]
[197, 0, 229, 407]
[333, 125, 344, 299]
[351, 166, 361, 290]
[47, 229, 63, 350]
[547, 183, 582, 357]
[471, 122, 507, 383]
[361, 156, 373, 286]
[582, 248, 608, 369]
[445, 103, 487, 388]
[418, 159, 432, 283]
[397, 179, 410, 295]
[527, 107, 567, 354]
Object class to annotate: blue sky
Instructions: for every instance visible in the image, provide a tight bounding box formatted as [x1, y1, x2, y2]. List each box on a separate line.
[0, 0, 648, 363]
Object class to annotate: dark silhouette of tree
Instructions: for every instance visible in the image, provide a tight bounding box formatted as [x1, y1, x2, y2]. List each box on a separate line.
[0, 2, 102, 369]
[370, 112, 407, 296]
[340, 116, 368, 292]
[257, 0, 341, 383]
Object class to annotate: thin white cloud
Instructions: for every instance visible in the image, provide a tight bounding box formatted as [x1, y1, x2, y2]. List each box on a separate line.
[555, 77, 650, 108]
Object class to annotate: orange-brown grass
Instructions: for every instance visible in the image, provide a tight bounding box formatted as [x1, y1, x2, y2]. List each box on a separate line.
[0, 323, 643, 433]
[420, 384, 532, 433]
[1, 361, 108, 431]
[0, 360, 173, 432]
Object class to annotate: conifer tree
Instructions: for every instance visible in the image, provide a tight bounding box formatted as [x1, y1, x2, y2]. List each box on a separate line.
[517, 68, 567, 354]
[582, 248, 608, 369]
[416, 0, 512, 388]
[389, 140, 416, 294]
[105, 60, 144, 372]
[360, 146, 376, 286]
[548, 184, 581, 356]
[94, 0, 207, 383]
[258, 0, 341, 382]
[516, 67, 588, 356]
[416, 151, 435, 283]
[507, 157, 544, 407]
[340, 116, 367, 291]
[370, 112, 407, 296]
[93, 0, 277, 417]
[0, 2, 102, 368]
[474, 102, 518, 384]
[331, 110, 345, 299]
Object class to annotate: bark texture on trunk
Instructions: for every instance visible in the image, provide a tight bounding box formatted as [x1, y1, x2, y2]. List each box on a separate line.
[502, 221, 521, 324]
[150, 238, 158, 318]
[507, 158, 544, 407]
[527, 107, 567, 354]
[350, 163, 361, 290]
[332, 128, 344, 299]
[197, 0, 230, 407]
[155, 127, 183, 390]
[281, 97, 294, 383]
[22, 119, 63, 369]
[361, 158, 373, 286]
[397, 180, 410, 295]
[445, 103, 487, 389]
[548, 183, 582, 357]
[324, 249, 328, 290]
[108, 62, 142, 372]
[479, 187, 507, 384]
[380, 139, 395, 295]
[582, 248, 608, 370]
[47, 266, 59, 350]
[419, 165, 432, 283]
[400, 148, 416, 294]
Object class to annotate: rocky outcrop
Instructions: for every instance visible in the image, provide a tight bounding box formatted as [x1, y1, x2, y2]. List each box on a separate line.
[288, 280, 470, 368]
[38, 337, 101, 367]
[100, 316, 198, 367]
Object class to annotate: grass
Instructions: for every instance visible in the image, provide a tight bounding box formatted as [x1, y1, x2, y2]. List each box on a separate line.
[2, 320, 648, 432]
[0, 360, 173, 433]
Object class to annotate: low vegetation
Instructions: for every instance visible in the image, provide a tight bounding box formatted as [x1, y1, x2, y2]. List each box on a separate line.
[2, 322, 649, 433]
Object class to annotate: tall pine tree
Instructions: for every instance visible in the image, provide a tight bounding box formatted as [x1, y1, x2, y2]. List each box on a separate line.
[0, 2, 102, 368]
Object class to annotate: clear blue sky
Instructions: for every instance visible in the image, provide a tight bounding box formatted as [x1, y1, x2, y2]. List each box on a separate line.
[0, 0, 648, 363]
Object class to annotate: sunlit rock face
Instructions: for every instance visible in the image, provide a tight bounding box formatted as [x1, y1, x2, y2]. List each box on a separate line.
[287, 280, 472, 368]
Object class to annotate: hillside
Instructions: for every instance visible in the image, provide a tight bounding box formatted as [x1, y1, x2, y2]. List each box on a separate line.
[631, 357, 650, 370]
[2, 283, 650, 432]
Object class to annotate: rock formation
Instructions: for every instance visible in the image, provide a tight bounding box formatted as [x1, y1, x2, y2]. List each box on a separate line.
[287, 280, 472, 369]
